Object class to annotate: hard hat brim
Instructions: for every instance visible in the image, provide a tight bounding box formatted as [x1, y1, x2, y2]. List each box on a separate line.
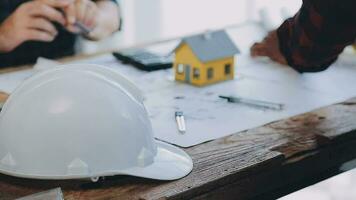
[121, 140, 193, 180]
[0, 140, 193, 181]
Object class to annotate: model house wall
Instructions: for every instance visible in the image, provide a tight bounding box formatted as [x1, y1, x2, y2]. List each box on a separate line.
[173, 30, 239, 86]
[174, 44, 235, 86]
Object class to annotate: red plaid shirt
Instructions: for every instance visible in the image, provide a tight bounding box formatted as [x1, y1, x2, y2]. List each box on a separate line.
[277, 0, 356, 73]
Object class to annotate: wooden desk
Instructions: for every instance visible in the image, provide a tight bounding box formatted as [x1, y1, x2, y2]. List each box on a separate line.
[1, 56, 356, 200]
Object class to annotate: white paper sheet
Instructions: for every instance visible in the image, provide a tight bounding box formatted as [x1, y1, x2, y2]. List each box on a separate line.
[0, 53, 355, 147]
[0, 69, 34, 94]
[0, 58, 60, 94]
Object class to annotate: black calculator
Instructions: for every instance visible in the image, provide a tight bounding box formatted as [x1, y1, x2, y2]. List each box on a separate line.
[113, 49, 173, 71]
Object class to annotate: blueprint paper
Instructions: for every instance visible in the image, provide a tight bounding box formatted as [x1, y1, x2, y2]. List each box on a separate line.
[33, 57, 61, 71]
[0, 54, 355, 147]
[57, 53, 356, 147]
[0, 58, 61, 94]
[0, 69, 34, 94]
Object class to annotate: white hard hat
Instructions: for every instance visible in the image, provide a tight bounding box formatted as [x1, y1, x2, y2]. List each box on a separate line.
[0, 64, 193, 181]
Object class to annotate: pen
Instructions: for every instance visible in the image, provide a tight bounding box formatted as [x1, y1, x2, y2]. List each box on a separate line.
[219, 95, 284, 111]
[57, 9, 92, 35]
[175, 111, 186, 134]
[74, 21, 92, 35]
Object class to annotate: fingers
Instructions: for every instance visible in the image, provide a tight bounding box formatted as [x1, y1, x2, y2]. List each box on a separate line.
[29, 3, 66, 25]
[63, 0, 97, 34]
[250, 42, 268, 57]
[63, 0, 85, 26]
[271, 54, 288, 65]
[75, 0, 87, 23]
[250, 42, 288, 65]
[66, 24, 80, 33]
[25, 29, 55, 42]
[37, 0, 73, 8]
[64, 4, 76, 24]
[27, 17, 58, 37]
[83, 2, 97, 28]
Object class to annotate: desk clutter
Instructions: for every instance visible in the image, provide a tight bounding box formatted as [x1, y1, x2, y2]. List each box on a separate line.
[0, 25, 355, 149]
[1, 49, 356, 148]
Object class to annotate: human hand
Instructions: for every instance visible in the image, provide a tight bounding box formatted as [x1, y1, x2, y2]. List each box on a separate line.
[63, 0, 98, 36]
[250, 30, 288, 65]
[0, 0, 70, 52]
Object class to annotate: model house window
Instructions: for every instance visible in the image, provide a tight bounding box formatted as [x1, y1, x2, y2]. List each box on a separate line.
[207, 68, 214, 79]
[193, 68, 200, 79]
[225, 64, 231, 75]
[177, 64, 184, 74]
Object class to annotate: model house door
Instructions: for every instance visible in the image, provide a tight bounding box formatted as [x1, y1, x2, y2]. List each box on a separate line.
[185, 65, 191, 83]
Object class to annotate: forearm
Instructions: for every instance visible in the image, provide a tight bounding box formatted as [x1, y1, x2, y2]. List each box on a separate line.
[277, 0, 356, 73]
[88, 0, 120, 40]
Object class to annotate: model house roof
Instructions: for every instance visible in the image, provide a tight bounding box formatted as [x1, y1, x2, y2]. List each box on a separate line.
[175, 30, 240, 63]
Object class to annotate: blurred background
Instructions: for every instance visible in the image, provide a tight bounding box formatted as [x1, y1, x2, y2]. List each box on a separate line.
[79, 0, 302, 53]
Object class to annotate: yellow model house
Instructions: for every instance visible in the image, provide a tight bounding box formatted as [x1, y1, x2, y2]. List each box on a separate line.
[173, 30, 240, 86]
